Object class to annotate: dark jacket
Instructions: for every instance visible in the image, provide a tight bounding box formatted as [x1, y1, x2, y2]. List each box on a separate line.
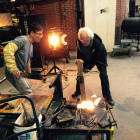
[76, 33, 107, 70]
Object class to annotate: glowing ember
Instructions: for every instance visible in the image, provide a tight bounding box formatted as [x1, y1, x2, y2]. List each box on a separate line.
[94, 97, 101, 106]
[50, 34, 59, 47]
[77, 101, 95, 110]
[91, 95, 97, 98]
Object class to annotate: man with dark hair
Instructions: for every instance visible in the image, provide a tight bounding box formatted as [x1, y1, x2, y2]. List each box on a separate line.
[72, 27, 115, 106]
[3, 22, 43, 95]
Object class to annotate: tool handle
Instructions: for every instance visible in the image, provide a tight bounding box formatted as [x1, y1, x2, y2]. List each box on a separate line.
[66, 104, 77, 110]
[11, 122, 23, 127]
[21, 102, 34, 125]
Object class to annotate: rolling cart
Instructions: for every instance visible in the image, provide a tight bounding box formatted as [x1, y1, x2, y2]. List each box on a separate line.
[0, 95, 44, 140]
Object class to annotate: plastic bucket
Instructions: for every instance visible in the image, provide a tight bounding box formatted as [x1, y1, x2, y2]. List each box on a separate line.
[13, 112, 42, 140]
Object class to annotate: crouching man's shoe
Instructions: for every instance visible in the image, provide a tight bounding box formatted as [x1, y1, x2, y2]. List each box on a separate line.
[72, 91, 81, 98]
[106, 96, 115, 106]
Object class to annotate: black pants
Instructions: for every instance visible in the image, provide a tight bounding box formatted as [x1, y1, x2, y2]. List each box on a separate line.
[76, 62, 111, 98]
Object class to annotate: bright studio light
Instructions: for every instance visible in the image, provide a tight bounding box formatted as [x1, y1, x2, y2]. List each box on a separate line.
[50, 34, 59, 46]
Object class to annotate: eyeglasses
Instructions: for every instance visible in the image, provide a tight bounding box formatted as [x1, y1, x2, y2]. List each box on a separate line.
[80, 38, 89, 42]
[35, 32, 43, 37]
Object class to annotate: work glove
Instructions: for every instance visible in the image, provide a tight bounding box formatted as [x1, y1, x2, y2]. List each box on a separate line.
[83, 69, 91, 74]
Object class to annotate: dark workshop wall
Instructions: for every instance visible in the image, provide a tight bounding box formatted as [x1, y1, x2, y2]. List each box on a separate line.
[28, 0, 129, 47]
[0, 0, 129, 49]
[27, 0, 77, 51]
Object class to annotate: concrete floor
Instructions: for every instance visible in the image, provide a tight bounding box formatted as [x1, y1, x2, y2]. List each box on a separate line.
[1, 49, 140, 140]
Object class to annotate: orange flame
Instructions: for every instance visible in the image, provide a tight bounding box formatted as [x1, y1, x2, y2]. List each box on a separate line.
[94, 97, 101, 106]
[77, 97, 101, 110]
[77, 101, 95, 110]
[49, 32, 59, 47]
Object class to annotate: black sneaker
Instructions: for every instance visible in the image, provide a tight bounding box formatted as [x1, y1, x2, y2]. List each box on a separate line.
[106, 96, 115, 106]
[72, 91, 81, 98]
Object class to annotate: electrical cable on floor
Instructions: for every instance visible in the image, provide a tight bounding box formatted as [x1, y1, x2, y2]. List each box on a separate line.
[62, 82, 70, 90]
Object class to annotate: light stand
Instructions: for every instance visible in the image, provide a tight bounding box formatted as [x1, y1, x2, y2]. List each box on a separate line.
[47, 45, 62, 74]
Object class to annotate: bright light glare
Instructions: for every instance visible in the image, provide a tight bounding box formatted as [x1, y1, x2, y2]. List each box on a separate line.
[77, 101, 95, 110]
[50, 35, 59, 46]
[94, 97, 101, 106]
[91, 95, 97, 98]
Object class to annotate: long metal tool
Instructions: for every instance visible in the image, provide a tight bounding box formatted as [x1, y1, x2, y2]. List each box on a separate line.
[21, 102, 35, 126]
[87, 110, 109, 134]
[74, 110, 77, 127]
[41, 109, 63, 126]
[107, 104, 118, 129]
[0, 77, 6, 84]
[41, 98, 66, 125]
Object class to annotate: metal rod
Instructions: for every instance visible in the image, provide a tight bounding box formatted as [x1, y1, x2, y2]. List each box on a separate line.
[107, 104, 118, 129]
[87, 110, 108, 134]
[74, 110, 77, 126]
[80, 108, 82, 125]
[0, 77, 6, 84]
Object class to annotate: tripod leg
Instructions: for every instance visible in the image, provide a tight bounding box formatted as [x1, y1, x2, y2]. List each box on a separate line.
[47, 66, 62, 74]
[47, 49, 62, 74]
[55, 66, 61, 71]
[48, 66, 56, 74]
